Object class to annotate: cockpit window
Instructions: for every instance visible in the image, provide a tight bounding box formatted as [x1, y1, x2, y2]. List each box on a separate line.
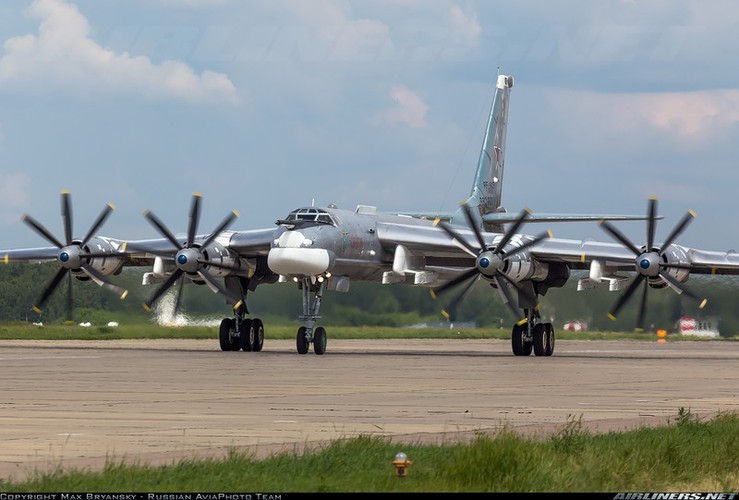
[282, 208, 336, 226]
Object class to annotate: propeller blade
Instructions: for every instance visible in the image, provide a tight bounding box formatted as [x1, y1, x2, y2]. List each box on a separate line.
[187, 193, 202, 248]
[66, 271, 73, 323]
[196, 258, 242, 273]
[461, 203, 488, 251]
[81, 264, 129, 300]
[441, 274, 479, 322]
[197, 268, 243, 309]
[61, 191, 73, 246]
[430, 268, 479, 299]
[607, 274, 645, 321]
[173, 274, 186, 319]
[21, 214, 64, 249]
[599, 220, 642, 256]
[493, 208, 531, 255]
[493, 275, 526, 323]
[143, 210, 182, 250]
[635, 278, 648, 332]
[32, 267, 68, 313]
[660, 210, 696, 252]
[646, 197, 657, 252]
[435, 220, 480, 257]
[658, 271, 707, 308]
[199, 210, 240, 250]
[502, 230, 552, 259]
[143, 268, 184, 311]
[80, 203, 115, 248]
[497, 272, 538, 309]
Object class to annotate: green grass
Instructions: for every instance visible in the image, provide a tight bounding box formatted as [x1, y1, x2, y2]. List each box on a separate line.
[2, 410, 737, 492]
[1, 322, 736, 342]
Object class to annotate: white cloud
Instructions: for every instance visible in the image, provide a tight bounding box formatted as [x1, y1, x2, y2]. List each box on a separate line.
[0, 0, 238, 104]
[0, 172, 31, 223]
[450, 4, 481, 43]
[551, 88, 739, 146]
[375, 86, 429, 128]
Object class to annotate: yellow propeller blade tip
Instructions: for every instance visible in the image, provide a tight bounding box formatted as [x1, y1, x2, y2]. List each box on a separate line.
[247, 268, 255, 278]
[441, 310, 450, 319]
[648, 195, 658, 201]
[699, 298, 708, 309]
[547, 229, 553, 238]
[523, 207, 532, 215]
[143, 209, 150, 216]
[32, 306, 42, 314]
[580, 253, 586, 263]
[107, 202, 116, 210]
[61, 189, 71, 195]
[120, 242, 127, 253]
[688, 209, 697, 218]
[120, 290, 129, 300]
[429, 289, 437, 300]
[607, 313, 617, 321]
[233, 209, 240, 218]
[142, 303, 151, 312]
[3, 254, 8, 264]
[194, 192, 203, 197]
[433, 218, 441, 227]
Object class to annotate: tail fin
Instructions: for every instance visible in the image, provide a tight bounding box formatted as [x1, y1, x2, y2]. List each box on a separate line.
[456, 74, 513, 232]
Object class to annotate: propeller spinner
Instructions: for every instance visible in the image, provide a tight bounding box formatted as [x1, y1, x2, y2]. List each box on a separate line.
[19, 191, 128, 319]
[599, 197, 707, 331]
[430, 203, 551, 323]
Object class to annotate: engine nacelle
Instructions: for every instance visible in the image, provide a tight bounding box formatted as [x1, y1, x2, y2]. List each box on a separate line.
[70, 236, 125, 280]
[649, 244, 691, 289]
[498, 235, 550, 283]
[199, 240, 242, 278]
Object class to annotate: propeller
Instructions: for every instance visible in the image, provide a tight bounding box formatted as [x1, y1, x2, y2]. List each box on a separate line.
[138, 193, 243, 315]
[19, 191, 128, 320]
[430, 203, 552, 324]
[599, 197, 707, 331]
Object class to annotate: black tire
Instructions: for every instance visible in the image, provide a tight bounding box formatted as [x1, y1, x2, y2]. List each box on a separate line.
[511, 323, 527, 356]
[544, 323, 555, 356]
[313, 326, 327, 355]
[252, 318, 264, 352]
[239, 318, 254, 352]
[219, 317, 235, 352]
[522, 339, 532, 356]
[533, 323, 547, 356]
[296, 326, 309, 355]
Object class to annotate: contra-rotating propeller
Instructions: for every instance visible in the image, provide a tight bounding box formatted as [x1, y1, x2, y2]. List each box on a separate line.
[137, 193, 243, 314]
[430, 203, 551, 323]
[18, 191, 128, 320]
[599, 197, 707, 331]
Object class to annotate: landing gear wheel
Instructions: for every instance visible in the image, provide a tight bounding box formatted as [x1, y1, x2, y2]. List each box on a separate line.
[239, 318, 254, 352]
[313, 326, 327, 355]
[511, 323, 531, 356]
[296, 326, 309, 355]
[533, 323, 551, 356]
[544, 323, 555, 356]
[252, 318, 264, 352]
[219, 318, 236, 352]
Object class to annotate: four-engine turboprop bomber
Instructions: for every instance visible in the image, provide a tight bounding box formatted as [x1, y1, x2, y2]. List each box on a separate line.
[5, 73, 739, 357]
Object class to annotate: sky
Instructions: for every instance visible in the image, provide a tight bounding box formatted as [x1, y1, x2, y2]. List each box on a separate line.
[2, 0, 739, 253]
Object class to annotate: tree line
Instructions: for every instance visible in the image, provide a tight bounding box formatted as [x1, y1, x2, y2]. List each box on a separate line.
[0, 263, 737, 336]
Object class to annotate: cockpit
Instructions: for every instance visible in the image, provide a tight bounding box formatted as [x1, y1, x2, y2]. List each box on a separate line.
[276, 208, 336, 227]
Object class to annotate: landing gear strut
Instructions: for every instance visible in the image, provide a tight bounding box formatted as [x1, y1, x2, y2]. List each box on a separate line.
[296, 278, 327, 355]
[511, 307, 554, 357]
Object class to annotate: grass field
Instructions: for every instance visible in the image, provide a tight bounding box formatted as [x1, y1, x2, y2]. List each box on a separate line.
[1, 321, 736, 342]
[1, 410, 736, 492]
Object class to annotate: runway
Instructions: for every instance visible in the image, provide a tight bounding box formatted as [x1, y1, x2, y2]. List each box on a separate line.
[1, 337, 737, 481]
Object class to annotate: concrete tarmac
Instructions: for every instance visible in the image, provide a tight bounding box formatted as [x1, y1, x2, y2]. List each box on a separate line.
[1, 337, 737, 481]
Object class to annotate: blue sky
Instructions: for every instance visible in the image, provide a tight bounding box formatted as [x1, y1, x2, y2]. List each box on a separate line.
[1, 0, 739, 253]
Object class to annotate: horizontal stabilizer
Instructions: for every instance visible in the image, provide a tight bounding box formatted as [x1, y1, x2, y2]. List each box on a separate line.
[482, 212, 662, 224]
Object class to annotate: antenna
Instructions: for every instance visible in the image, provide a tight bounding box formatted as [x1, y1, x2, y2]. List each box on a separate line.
[311, 198, 315, 207]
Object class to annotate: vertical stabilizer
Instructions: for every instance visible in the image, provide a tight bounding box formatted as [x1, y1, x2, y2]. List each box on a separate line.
[455, 74, 513, 232]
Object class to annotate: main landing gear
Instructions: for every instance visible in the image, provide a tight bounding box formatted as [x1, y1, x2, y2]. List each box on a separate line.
[511, 307, 554, 357]
[219, 310, 265, 353]
[296, 278, 327, 355]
